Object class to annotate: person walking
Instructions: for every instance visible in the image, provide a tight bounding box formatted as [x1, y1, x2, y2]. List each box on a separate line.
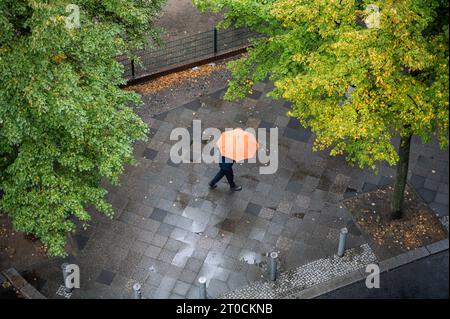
[209, 156, 242, 191]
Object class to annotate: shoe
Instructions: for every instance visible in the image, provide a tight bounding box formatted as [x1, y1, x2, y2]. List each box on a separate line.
[209, 182, 217, 189]
[230, 185, 242, 191]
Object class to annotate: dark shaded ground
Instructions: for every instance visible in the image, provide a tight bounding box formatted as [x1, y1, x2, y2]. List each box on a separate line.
[319, 250, 449, 299]
[0, 274, 21, 299]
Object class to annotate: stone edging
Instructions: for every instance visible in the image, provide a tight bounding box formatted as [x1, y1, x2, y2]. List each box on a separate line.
[287, 238, 449, 299]
[1, 268, 47, 299]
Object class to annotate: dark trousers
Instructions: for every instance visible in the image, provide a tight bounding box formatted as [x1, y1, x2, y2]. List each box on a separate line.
[210, 168, 236, 188]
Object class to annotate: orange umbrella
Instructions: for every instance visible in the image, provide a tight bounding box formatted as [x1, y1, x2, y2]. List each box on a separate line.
[216, 128, 259, 162]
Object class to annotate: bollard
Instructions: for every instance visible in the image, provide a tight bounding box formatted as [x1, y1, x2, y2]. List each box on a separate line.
[269, 252, 278, 281]
[198, 277, 207, 299]
[338, 227, 348, 257]
[133, 283, 142, 299]
[61, 263, 73, 293]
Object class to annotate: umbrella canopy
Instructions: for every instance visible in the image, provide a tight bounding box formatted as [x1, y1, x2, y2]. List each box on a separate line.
[216, 128, 259, 162]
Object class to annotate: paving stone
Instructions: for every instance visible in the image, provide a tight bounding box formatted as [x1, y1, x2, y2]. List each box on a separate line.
[417, 188, 437, 203]
[295, 194, 311, 209]
[430, 202, 449, 216]
[164, 238, 183, 252]
[183, 100, 201, 111]
[151, 234, 169, 248]
[285, 180, 303, 193]
[176, 216, 194, 230]
[438, 183, 449, 194]
[170, 227, 188, 241]
[96, 270, 116, 286]
[249, 227, 266, 241]
[137, 230, 155, 244]
[256, 182, 272, 195]
[259, 207, 275, 220]
[276, 200, 293, 214]
[144, 245, 162, 258]
[150, 208, 169, 222]
[424, 178, 440, 191]
[435, 192, 449, 205]
[185, 257, 204, 273]
[179, 269, 198, 284]
[143, 219, 161, 233]
[377, 176, 393, 187]
[227, 272, 249, 291]
[245, 202, 262, 216]
[267, 222, 284, 236]
[165, 264, 184, 279]
[417, 155, 434, 169]
[164, 213, 180, 227]
[158, 250, 177, 264]
[172, 280, 191, 296]
[208, 278, 230, 298]
[362, 182, 378, 193]
[143, 148, 158, 160]
[410, 174, 426, 189]
[157, 223, 175, 237]
[272, 211, 290, 226]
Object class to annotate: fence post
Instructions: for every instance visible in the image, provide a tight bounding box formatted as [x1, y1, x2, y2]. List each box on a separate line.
[213, 28, 218, 55]
[338, 227, 348, 257]
[131, 59, 136, 79]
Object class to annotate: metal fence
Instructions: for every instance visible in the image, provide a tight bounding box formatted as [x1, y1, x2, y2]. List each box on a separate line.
[119, 28, 258, 82]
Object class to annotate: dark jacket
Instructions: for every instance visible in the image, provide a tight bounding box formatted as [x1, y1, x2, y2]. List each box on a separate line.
[219, 156, 235, 171]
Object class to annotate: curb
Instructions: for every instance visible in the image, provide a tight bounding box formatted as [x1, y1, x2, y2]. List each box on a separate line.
[287, 238, 449, 299]
[1, 268, 47, 299]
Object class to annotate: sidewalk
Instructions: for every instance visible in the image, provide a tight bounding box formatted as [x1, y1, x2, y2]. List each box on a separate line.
[2, 71, 448, 299]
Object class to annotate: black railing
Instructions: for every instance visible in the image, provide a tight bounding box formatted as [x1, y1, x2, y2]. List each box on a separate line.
[119, 27, 259, 82]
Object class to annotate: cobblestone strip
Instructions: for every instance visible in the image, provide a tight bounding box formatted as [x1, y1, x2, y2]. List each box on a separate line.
[219, 244, 377, 299]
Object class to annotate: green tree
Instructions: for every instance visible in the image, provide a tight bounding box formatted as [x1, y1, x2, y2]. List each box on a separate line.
[194, 0, 449, 219]
[0, 0, 165, 256]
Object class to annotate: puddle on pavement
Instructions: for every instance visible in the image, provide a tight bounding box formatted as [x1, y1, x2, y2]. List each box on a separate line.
[215, 218, 238, 233]
[239, 250, 263, 266]
[187, 174, 199, 184]
[174, 193, 191, 210]
[240, 174, 259, 183]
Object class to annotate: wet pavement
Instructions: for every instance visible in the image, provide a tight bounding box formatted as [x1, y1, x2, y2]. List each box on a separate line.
[319, 250, 449, 299]
[13, 77, 449, 299]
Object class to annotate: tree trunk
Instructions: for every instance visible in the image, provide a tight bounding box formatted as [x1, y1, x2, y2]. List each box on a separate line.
[390, 134, 412, 220]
